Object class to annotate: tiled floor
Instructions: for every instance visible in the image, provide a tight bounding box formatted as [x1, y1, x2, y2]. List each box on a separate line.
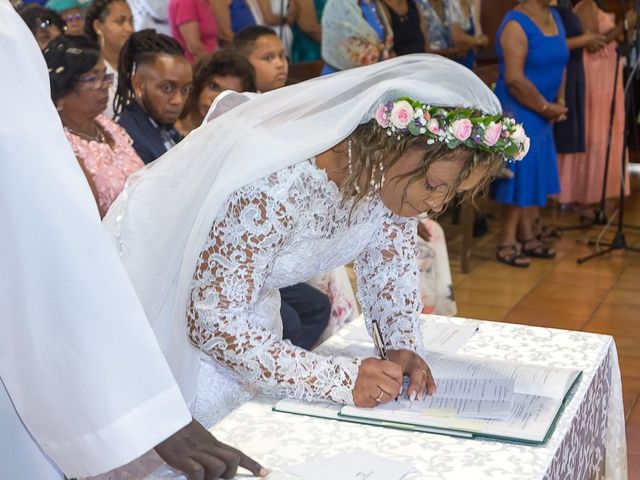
[445, 170, 640, 477]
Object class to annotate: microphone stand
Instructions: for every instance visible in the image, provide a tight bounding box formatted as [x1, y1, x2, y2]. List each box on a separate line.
[577, 0, 640, 264]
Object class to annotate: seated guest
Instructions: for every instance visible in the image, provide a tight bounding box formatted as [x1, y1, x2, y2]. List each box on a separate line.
[321, 0, 394, 74]
[211, 0, 285, 46]
[233, 26, 288, 92]
[379, 0, 425, 56]
[84, 0, 135, 118]
[44, 35, 144, 217]
[176, 49, 256, 136]
[416, 219, 457, 316]
[415, 0, 453, 54]
[287, 0, 325, 63]
[168, 0, 219, 63]
[449, 0, 489, 69]
[307, 267, 359, 342]
[19, 4, 66, 49]
[280, 284, 331, 350]
[115, 29, 193, 164]
[44, 0, 83, 35]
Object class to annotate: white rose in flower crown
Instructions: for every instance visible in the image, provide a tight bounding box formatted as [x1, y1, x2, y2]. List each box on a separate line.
[514, 136, 531, 160]
[511, 124, 527, 145]
[389, 100, 414, 129]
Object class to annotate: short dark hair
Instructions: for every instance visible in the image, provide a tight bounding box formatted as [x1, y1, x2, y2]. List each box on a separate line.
[181, 49, 256, 119]
[43, 34, 101, 103]
[19, 5, 66, 34]
[113, 28, 185, 116]
[83, 0, 124, 41]
[233, 25, 278, 58]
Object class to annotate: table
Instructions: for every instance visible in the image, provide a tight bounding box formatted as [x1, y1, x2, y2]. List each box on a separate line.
[127, 315, 627, 480]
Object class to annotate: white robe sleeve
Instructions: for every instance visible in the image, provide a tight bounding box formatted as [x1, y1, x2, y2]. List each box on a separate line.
[0, 2, 191, 477]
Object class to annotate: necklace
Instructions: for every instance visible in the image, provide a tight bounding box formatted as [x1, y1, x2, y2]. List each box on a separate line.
[65, 123, 106, 143]
[522, 2, 552, 26]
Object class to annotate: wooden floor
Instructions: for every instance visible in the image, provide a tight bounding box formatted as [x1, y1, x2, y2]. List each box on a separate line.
[445, 168, 640, 476]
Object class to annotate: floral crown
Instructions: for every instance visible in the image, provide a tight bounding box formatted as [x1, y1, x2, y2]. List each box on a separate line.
[374, 97, 530, 162]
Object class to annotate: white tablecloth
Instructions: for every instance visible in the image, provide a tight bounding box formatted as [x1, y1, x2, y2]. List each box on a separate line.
[127, 315, 627, 480]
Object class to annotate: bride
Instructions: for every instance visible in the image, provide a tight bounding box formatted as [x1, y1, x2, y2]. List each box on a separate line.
[104, 54, 528, 428]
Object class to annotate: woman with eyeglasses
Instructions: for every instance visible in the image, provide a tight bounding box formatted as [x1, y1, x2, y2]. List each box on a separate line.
[44, 0, 84, 35]
[44, 35, 144, 218]
[18, 4, 66, 49]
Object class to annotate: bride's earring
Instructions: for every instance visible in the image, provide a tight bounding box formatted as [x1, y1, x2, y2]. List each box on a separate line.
[369, 161, 385, 198]
[347, 139, 361, 195]
[378, 161, 386, 190]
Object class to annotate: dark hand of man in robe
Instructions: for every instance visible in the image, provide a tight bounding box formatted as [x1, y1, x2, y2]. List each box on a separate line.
[154, 419, 267, 479]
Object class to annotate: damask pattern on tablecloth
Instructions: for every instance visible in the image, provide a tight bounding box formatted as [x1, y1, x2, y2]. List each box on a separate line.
[133, 316, 627, 480]
[542, 348, 610, 480]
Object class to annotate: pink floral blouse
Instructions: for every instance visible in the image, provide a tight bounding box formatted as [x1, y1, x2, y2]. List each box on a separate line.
[64, 115, 144, 215]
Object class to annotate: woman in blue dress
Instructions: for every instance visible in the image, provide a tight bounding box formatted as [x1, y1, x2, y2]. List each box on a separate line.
[492, 0, 568, 267]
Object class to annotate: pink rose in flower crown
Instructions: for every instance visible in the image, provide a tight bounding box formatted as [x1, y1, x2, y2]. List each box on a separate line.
[427, 118, 440, 135]
[483, 122, 502, 147]
[450, 118, 473, 142]
[389, 100, 414, 129]
[375, 105, 390, 128]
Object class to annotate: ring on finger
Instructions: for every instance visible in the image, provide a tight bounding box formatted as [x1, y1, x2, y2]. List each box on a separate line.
[374, 388, 385, 403]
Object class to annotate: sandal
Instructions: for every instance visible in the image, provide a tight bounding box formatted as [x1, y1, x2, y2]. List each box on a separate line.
[496, 244, 530, 268]
[534, 218, 562, 242]
[521, 238, 556, 259]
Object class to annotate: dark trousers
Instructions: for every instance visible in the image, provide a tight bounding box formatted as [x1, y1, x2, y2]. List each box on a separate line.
[280, 283, 331, 350]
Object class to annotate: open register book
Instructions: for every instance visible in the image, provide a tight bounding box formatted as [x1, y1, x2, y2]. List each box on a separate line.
[274, 353, 582, 445]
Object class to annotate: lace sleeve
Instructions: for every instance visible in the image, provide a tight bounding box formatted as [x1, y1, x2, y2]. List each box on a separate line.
[354, 215, 426, 354]
[187, 182, 359, 405]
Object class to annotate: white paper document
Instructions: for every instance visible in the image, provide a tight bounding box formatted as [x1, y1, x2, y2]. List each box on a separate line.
[422, 321, 480, 353]
[336, 315, 478, 354]
[375, 378, 515, 421]
[288, 451, 414, 480]
[429, 356, 579, 399]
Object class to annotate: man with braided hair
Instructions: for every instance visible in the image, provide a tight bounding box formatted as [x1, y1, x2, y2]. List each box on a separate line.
[116, 29, 193, 163]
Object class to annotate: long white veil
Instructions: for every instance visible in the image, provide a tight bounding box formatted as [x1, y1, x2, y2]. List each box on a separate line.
[103, 54, 502, 405]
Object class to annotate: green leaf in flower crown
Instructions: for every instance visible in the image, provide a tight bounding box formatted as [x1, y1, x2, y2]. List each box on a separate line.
[408, 122, 421, 136]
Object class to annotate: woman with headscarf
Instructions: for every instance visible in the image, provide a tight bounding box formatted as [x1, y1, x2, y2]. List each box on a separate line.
[321, 0, 394, 74]
[104, 54, 529, 432]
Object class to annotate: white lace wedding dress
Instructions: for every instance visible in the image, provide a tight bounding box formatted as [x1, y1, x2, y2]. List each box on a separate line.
[186, 159, 425, 427]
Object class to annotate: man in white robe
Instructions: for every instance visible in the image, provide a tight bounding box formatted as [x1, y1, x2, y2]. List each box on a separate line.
[0, 1, 264, 478]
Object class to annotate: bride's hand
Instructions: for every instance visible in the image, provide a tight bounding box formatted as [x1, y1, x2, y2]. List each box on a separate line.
[352, 358, 403, 407]
[388, 349, 436, 401]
